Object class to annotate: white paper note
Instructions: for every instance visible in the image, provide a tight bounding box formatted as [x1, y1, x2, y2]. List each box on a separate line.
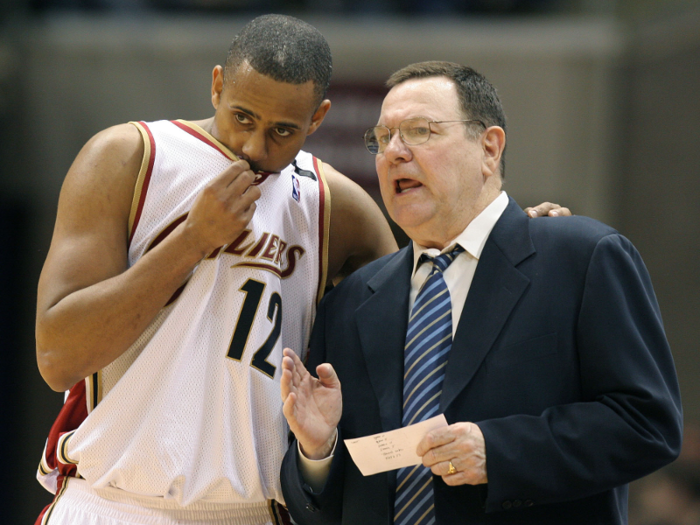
[344, 414, 448, 476]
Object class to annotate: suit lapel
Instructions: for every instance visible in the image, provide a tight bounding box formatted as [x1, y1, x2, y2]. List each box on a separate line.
[441, 199, 536, 412]
[355, 245, 414, 433]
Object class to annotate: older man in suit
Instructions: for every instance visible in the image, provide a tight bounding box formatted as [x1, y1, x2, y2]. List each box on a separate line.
[279, 61, 682, 525]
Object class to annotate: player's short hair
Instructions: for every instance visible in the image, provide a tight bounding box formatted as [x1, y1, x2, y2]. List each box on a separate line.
[387, 61, 507, 177]
[224, 14, 333, 107]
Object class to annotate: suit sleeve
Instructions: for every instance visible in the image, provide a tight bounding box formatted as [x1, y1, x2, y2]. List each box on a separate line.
[477, 233, 683, 512]
[281, 296, 346, 525]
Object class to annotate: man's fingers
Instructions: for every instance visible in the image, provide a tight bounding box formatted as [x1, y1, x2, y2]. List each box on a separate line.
[282, 348, 308, 388]
[524, 202, 573, 218]
[316, 363, 340, 388]
[240, 183, 262, 203]
[282, 391, 298, 425]
[284, 348, 306, 380]
[416, 427, 455, 458]
[436, 460, 488, 486]
[207, 159, 252, 188]
[418, 423, 482, 463]
[282, 347, 296, 362]
[525, 202, 556, 217]
[228, 183, 261, 218]
[420, 423, 488, 486]
[280, 361, 295, 400]
[211, 161, 262, 212]
[551, 206, 572, 216]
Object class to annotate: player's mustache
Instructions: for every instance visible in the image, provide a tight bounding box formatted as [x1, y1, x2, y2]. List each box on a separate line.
[235, 154, 262, 175]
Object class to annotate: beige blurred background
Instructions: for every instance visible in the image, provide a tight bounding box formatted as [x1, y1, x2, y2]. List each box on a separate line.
[1, 0, 698, 522]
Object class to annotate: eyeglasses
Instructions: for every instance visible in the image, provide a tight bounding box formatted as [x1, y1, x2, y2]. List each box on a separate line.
[363, 117, 485, 155]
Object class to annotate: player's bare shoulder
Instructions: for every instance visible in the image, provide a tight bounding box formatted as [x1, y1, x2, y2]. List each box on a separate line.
[62, 123, 144, 213]
[322, 162, 397, 285]
[38, 123, 146, 325]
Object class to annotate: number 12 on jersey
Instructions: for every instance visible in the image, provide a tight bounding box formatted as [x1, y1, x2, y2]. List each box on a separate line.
[227, 279, 282, 378]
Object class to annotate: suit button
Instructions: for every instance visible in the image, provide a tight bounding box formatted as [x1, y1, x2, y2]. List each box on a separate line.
[305, 503, 317, 512]
[524, 499, 534, 507]
[502, 500, 512, 510]
[513, 499, 522, 508]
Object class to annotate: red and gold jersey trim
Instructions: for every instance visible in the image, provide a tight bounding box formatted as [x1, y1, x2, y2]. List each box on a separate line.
[315, 158, 331, 305]
[57, 430, 79, 465]
[86, 371, 103, 412]
[171, 120, 274, 185]
[38, 440, 52, 476]
[270, 501, 293, 525]
[128, 121, 156, 246]
[172, 119, 239, 161]
[38, 476, 71, 525]
[35, 379, 90, 498]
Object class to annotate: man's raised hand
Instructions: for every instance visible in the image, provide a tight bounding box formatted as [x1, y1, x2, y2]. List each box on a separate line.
[281, 348, 342, 460]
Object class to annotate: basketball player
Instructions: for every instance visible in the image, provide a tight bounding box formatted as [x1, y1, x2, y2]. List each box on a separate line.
[34, 14, 568, 525]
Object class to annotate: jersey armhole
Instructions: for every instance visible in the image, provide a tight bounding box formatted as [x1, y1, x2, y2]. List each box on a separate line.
[127, 121, 156, 247]
[313, 157, 331, 304]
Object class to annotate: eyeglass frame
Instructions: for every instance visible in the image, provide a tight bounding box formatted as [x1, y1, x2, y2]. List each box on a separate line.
[363, 118, 486, 155]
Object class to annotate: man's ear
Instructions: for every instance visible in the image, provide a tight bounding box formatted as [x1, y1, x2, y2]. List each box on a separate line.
[482, 126, 506, 179]
[211, 65, 224, 110]
[307, 100, 332, 136]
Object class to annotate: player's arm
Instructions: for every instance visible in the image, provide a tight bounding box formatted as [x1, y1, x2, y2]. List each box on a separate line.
[324, 164, 398, 285]
[36, 124, 259, 392]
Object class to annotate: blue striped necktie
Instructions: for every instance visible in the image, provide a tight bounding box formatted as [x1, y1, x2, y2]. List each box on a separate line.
[394, 245, 464, 525]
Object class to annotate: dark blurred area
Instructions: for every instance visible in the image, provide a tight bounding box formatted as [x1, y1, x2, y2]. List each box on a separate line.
[1, 0, 699, 523]
[629, 423, 700, 525]
[27, 0, 560, 15]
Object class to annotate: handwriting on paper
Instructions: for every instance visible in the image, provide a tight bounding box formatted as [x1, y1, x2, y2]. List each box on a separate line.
[344, 415, 448, 476]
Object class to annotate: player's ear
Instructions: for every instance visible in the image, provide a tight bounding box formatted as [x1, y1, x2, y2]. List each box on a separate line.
[211, 66, 224, 110]
[307, 100, 331, 136]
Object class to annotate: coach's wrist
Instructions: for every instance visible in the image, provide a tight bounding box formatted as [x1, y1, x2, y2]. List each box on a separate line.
[299, 428, 338, 460]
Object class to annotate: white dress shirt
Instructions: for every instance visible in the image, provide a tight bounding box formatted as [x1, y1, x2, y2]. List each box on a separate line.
[298, 192, 510, 491]
[409, 191, 509, 333]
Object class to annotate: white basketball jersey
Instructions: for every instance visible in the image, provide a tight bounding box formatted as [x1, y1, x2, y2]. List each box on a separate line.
[38, 120, 331, 509]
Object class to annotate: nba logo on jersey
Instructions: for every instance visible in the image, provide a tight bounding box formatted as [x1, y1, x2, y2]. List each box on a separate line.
[291, 173, 301, 202]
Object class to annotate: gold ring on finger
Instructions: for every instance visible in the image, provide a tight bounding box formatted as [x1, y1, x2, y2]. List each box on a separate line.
[447, 461, 457, 475]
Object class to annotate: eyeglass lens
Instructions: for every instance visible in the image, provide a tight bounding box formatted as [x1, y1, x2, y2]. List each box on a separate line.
[364, 118, 432, 154]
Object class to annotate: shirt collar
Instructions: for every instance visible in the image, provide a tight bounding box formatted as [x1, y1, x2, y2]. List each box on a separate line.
[411, 191, 509, 276]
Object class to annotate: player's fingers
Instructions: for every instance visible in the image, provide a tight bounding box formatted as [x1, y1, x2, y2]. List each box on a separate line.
[242, 183, 262, 202]
[524, 202, 555, 218]
[220, 170, 259, 209]
[550, 206, 572, 217]
[226, 167, 257, 194]
[524, 202, 573, 218]
[229, 185, 261, 217]
[232, 200, 257, 227]
[208, 160, 252, 189]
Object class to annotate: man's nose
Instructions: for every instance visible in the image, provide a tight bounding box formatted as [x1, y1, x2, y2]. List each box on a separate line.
[382, 130, 412, 162]
[241, 130, 268, 163]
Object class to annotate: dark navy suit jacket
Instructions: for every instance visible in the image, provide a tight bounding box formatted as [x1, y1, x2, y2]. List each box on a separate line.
[281, 198, 682, 524]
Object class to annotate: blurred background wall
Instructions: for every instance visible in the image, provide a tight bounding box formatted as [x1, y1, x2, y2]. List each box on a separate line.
[1, 0, 699, 522]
